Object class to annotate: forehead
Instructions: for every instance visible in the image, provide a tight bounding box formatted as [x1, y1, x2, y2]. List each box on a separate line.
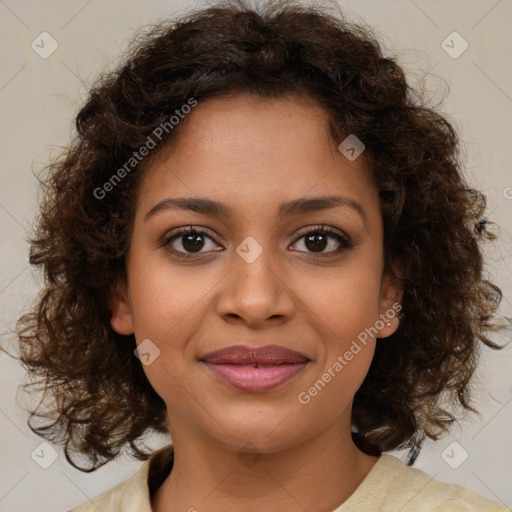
[142, 93, 340, 179]
[135, 93, 380, 227]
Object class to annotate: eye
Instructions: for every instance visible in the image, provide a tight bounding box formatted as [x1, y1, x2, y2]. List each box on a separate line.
[162, 225, 354, 260]
[290, 226, 354, 256]
[162, 226, 222, 259]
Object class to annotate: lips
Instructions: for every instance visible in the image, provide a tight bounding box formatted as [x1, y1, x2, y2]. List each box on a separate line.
[200, 345, 310, 392]
[201, 345, 309, 365]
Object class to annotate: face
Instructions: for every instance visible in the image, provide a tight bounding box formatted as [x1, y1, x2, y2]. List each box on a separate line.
[110, 93, 401, 454]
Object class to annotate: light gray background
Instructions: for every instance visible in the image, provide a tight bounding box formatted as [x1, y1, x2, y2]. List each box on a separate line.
[1, 1, 511, 511]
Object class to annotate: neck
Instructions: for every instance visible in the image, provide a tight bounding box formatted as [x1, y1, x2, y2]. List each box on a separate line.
[151, 418, 379, 512]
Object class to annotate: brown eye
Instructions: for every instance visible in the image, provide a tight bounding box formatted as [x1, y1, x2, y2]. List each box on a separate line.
[179, 232, 206, 252]
[290, 227, 353, 256]
[303, 232, 329, 252]
[163, 227, 222, 258]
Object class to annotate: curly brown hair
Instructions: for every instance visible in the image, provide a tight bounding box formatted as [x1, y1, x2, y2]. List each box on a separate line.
[7, 0, 504, 472]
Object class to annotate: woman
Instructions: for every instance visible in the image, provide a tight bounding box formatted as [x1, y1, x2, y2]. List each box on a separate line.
[12, 0, 509, 510]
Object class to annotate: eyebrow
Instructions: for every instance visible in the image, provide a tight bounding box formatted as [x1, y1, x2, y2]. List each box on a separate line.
[144, 195, 368, 224]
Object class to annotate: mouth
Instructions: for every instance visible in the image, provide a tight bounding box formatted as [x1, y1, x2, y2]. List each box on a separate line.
[199, 345, 310, 392]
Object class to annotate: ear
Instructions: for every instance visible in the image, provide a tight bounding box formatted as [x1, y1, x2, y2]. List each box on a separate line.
[109, 280, 134, 335]
[376, 267, 403, 339]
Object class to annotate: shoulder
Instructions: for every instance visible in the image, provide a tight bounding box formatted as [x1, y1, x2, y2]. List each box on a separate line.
[67, 465, 150, 512]
[374, 454, 509, 512]
[67, 444, 174, 512]
[336, 454, 510, 512]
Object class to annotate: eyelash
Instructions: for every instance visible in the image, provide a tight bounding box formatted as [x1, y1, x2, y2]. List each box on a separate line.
[162, 225, 354, 260]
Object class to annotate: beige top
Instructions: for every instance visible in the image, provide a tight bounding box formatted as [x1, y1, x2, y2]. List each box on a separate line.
[69, 444, 510, 512]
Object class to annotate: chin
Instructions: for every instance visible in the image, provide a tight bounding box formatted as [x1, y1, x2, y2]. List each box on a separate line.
[202, 405, 312, 455]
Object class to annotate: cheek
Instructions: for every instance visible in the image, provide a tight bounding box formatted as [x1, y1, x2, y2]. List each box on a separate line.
[126, 255, 216, 402]
[304, 263, 382, 343]
[127, 254, 214, 340]
[299, 262, 381, 397]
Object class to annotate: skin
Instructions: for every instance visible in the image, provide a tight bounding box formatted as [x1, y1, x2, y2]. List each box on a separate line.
[110, 93, 402, 512]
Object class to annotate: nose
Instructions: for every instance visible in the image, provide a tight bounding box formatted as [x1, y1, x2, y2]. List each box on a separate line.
[215, 245, 296, 328]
